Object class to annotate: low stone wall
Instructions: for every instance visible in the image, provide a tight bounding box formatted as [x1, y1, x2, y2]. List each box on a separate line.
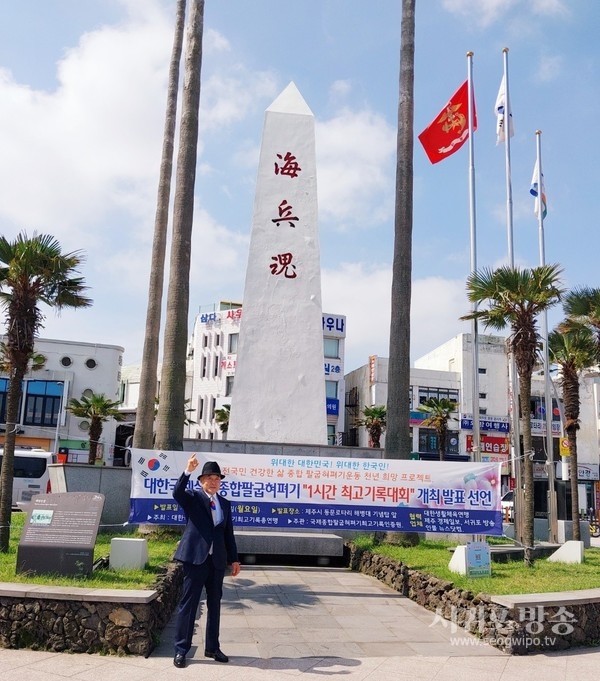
[0, 561, 182, 655]
[346, 543, 600, 655]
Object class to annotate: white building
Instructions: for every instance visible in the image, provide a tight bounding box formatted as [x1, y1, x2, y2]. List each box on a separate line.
[344, 354, 461, 455]
[185, 302, 346, 444]
[344, 333, 600, 514]
[0, 337, 124, 464]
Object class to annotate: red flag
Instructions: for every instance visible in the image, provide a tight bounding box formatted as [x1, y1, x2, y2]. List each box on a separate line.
[418, 81, 477, 164]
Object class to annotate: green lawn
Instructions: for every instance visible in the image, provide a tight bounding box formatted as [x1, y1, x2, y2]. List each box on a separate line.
[3, 514, 600, 596]
[0, 512, 180, 589]
[352, 536, 600, 596]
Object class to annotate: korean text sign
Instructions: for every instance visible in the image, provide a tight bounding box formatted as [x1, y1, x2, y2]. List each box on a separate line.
[128, 449, 502, 536]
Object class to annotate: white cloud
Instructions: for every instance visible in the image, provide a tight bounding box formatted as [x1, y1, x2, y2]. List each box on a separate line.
[0, 7, 173, 236]
[316, 109, 395, 230]
[322, 264, 468, 371]
[442, 0, 568, 28]
[530, 0, 569, 17]
[329, 79, 352, 100]
[442, 0, 520, 28]
[536, 54, 563, 82]
[200, 69, 277, 131]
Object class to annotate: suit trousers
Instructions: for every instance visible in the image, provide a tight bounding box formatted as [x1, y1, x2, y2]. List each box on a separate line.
[174, 557, 225, 655]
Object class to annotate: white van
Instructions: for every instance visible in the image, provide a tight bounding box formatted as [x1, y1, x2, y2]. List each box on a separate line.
[0, 448, 54, 507]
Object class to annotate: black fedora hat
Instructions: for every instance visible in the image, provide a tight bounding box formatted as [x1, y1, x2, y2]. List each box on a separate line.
[198, 461, 225, 479]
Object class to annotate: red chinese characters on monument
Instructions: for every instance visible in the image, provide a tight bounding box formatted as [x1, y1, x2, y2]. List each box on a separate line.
[269, 151, 302, 278]
[270, 253, 297, 279]
[274, 151, 301, 178]
[271, 199, 299, 228]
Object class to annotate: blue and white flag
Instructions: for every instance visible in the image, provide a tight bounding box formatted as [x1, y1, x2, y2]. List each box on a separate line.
[495, 75, 514, 144]
[530, 160, 548, 219]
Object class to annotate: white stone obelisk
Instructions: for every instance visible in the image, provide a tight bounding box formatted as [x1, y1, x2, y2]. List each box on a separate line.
[227, 82, 327, 444]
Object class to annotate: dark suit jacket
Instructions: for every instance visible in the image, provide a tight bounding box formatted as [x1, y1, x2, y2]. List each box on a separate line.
[172, 472, 238, 570]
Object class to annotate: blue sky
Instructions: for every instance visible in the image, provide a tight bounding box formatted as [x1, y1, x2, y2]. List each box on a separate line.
[0, 0, 597, 372]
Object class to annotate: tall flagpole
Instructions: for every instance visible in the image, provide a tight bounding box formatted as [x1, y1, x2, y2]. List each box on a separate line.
[467, 52, 480, 464]
[500, 48, 522, 542]
[502, 48, 515, 263]
[536, 130, 558, 543]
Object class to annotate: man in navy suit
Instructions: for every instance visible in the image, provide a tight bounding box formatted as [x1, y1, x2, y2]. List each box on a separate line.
[172, 455, 240, 668]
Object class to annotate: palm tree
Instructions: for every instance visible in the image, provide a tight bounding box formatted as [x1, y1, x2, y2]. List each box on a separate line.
[134, 0, 186, 452]
[67, 393, 125, 465]
[215, 404, 230, 434]
[462, 264, 564, 566]
[356, 405, 387, 448]
[0, 343, 46, 373]
[154, 0, 204, 452]
[416, 398, 457, 461]
[385, 0, 415, 461]
[549, 322, 597, 541]
[562, 287, 600, 361]
[0, 232, 91, 552]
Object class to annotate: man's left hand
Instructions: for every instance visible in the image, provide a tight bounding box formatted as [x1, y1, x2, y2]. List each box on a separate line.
[230, 561, 241, 577]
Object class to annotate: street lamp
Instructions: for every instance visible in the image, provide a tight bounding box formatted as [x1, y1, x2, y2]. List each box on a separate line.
[53, 382, 64, 455]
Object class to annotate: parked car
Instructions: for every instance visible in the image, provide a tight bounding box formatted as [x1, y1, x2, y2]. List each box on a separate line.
[501, 490, 514, 521]
[0, 448, 53, 507]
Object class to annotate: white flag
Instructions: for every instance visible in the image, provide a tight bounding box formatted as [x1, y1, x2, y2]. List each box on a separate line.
[495, 75, 514, 144]
[530, 160, 547, 219]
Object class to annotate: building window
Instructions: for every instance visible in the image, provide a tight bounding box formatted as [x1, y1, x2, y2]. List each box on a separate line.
[225, 376, 234, 397]
[228, 333, 239, 354]
[0, 378, 9, 422]
[210, 397, 216, 420]
[215, 334, 221, 347]
[530, 396, 561, 421]
[214, 354, 219, 377]
[203, 334, 208, 348]
[478, 367, 487, 374]
[60, 356, 72, 367]
[198, 397, 204, 421]
[23, 380, 63, 427]
[325, 381, 338, 399]
[479, 392, 487, 399]
[85, 358, 97, 369]
[201, 356, 207, 378]
[479, 408, 487, 415]
[323, 338, 340, 359]
[327, 425, 336, 446]
[417, 387, 459, 405]
[418, 428, 459, 455]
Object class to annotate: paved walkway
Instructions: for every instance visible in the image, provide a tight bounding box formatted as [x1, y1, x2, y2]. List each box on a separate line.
[1, 564, 600, 679]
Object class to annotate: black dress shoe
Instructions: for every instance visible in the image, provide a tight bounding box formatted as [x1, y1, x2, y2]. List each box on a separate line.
[173, 653, 186, 668]
[205, 648, 229, 663]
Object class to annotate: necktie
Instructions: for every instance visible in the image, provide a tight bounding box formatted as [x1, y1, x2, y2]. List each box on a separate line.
[210, 496, 218, 525]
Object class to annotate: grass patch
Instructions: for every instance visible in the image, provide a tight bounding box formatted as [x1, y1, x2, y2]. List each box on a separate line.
[0, 512, 180, 589]
[352, 535, 600, 596]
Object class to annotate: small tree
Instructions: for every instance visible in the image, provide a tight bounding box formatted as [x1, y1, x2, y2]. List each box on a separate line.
[67, 393, 124, 465]
[462, 264, 564, 566]
[416, 398, 457, 461]
[0, 232, 91, 552]
[356, 405, 387, 448]
[549, 322, 597, 541]
[215, 404, 230, 434]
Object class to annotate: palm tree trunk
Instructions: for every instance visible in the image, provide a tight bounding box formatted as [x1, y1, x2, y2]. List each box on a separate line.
[381, 0, 416, 546]
[385, 0, 415, 462]
[134, 0, 186, 451]
[0, 365, 25, 551]
[88, 418, 102, 465]
[519, 370, 535, 566]
[154, 0, 204, 451]
[567, 428, 581, 541]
